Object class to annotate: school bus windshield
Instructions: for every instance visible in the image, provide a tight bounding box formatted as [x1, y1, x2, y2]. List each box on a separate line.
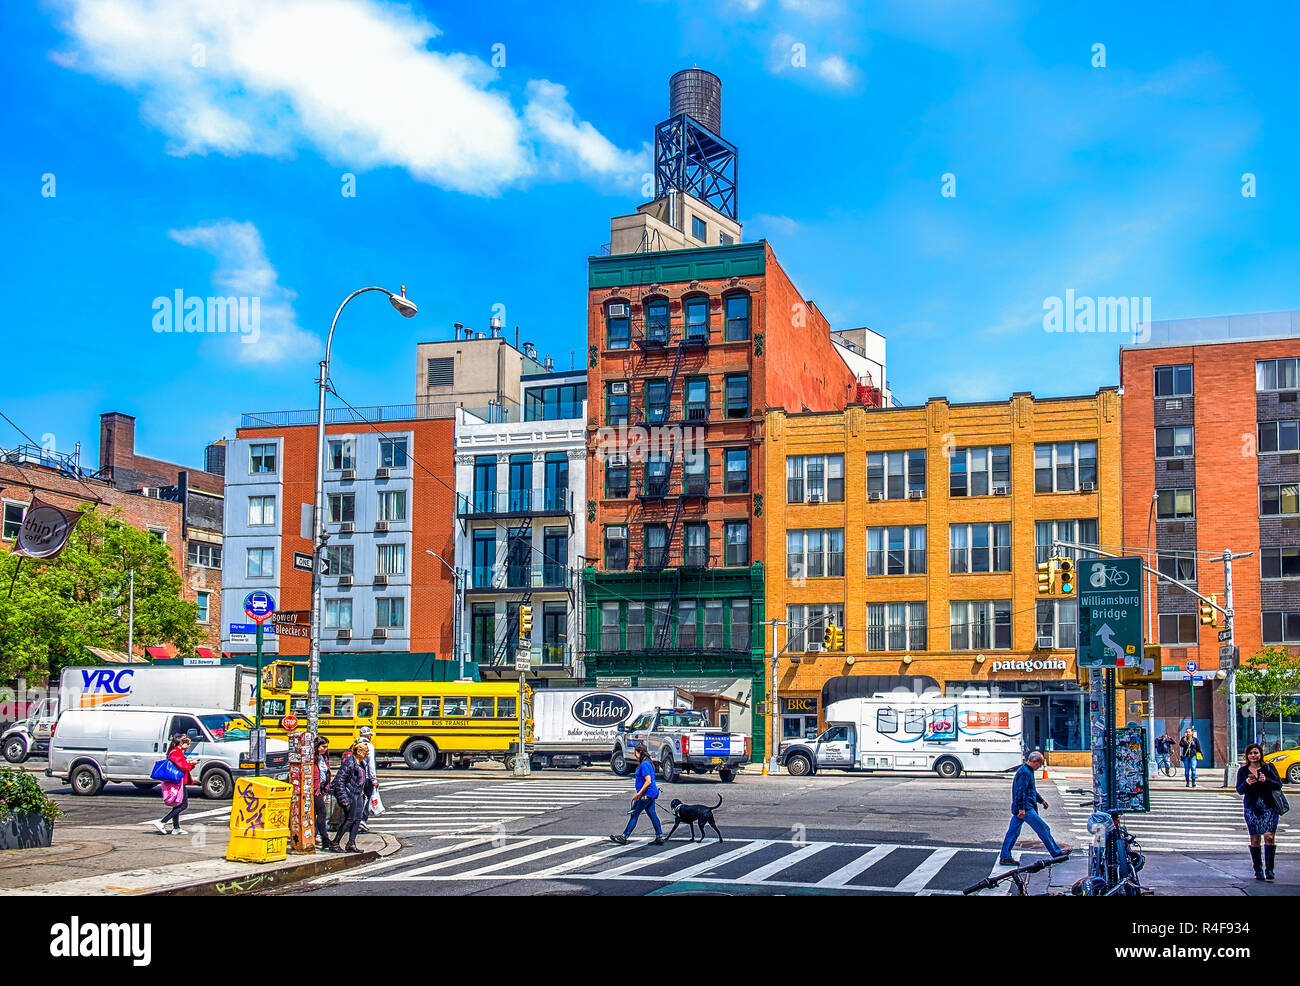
[199, 714, 254, 742]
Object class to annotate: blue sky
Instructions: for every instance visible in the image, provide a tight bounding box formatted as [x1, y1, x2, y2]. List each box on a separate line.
[2, 0, 1297, 467]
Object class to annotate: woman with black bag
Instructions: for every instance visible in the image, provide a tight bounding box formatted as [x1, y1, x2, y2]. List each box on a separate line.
[1236, 742, 1285, 881]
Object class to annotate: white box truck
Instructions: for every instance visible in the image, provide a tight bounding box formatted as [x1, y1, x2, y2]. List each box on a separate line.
[778, 693, 1024, 778]
[530, 687, 691, 769]
[3, 665, 258, 763]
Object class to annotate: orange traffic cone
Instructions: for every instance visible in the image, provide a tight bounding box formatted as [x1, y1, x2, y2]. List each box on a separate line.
[1041, 763, 1049, 780]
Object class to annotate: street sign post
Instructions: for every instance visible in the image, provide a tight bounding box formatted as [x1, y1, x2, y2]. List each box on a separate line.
[242, 591, 276, 777]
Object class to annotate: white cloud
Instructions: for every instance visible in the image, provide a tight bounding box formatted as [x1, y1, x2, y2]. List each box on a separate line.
[49, 0, 642, 195]
[523, 80, 649, 186]
[816, 54, 858, 88]
[168, 219, 317, 364]
[749, 212, 801, 236]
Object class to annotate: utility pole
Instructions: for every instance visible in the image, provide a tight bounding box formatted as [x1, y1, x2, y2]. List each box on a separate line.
[769, 612, 835, 774]
[128, 568, 134, 659]
[1218, 549, 1249, 784]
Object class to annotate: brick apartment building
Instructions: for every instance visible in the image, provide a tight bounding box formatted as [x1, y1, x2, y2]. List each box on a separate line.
[1121, 310, 1300, 762]
[765, 391, 1121, 765]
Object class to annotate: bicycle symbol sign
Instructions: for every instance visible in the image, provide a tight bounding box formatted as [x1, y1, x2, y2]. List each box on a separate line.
[1088, 563, 1131, 589]
[1077, 556, 1144, 669]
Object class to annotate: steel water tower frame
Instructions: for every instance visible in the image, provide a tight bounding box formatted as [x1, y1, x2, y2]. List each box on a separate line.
[654, 69, 738, 220]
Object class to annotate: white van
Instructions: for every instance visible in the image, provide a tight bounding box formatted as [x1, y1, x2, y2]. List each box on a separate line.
[48, 706, 290, 799]
[779, 693, 1024, 778]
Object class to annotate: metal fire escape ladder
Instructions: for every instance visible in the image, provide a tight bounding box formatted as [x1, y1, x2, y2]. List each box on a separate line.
[653, 569, 682, 650]
[491, 519, 534, 667]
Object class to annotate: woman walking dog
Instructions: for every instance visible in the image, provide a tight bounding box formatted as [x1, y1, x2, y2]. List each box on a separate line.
[1237, 742, 1285, 881]
[609, 744, 665, 846]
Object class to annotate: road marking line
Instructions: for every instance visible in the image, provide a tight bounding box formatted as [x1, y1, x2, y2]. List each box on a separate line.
[528, 840, 647, 876]
[322, 838, 494, 883]
[658, 840, 778, 882]
[398, 838, 547, 877]
[892, 847, 959, 893]
[732, 842, 832, 883]
[600, 839, 713, 876]
[452, 837, 605, 878]
[814, 845, 895, 888]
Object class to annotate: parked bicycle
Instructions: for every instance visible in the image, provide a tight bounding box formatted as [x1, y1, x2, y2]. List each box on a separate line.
[962, 854, 1071, 896]
[1066, 787, 1151, 896]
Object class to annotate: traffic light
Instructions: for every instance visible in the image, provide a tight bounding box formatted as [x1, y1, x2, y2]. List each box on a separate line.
[1199, 596, 1215, 625]
[519, 605, 533, 637]
[1058, 558, 1075, 595]
[822, 623, 836, 650]
[831, 624, 844, 651]
[1037, 559, 1056, 594]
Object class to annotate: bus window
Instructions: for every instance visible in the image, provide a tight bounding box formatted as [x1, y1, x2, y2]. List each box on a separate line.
[263, 699, 287, 718]
[470, 697, 494, 718]
[927, 706, 958, 741]
[357, 700, 374, 719]
[290, 697, 309, 716]
[498, 697, 517, 719]
[903, 709, 925, 735]
[377, 696, 397, 717]
[399, 696, 419, 717]
[316, 696, 332, 717]
[443, 696, 468, 717]
[335, 695, 354, 718]
[421, 697, 440, 718]
[877, 708, 898, 734]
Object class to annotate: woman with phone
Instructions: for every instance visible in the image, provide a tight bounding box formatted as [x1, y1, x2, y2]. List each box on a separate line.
[153, 733, 197, 835]
[1237, 742, 1284, 881]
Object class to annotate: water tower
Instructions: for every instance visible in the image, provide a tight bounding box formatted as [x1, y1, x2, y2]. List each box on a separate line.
[654, 69, 738, 219]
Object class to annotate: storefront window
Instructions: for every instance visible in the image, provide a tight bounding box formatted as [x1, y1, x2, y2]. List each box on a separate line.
[946, 680, 1090, 752]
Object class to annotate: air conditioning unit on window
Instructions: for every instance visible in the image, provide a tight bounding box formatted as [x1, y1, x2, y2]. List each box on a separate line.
[338, 575, 353, 588]
[868, 491, 885, 502]
[1080, 481, 1097, 491]
[374, 574, 389, 587]
[339, 522, 354, 533]
[611, 381, 628, 396]
[1165, 399, 1183, 410]
[1036, 635, 1055, 650]
[808, 493, 822, 504]
[341, 469, 356, 480]
[908, 489, 924, 500]
[992, 485, 1010, 496]
[336, 629, 352, 641]
[608, 303, 628, 317]
[372, 628, 388, 640]
[375, 521, 389, 533]
[376, 467, 391, 480]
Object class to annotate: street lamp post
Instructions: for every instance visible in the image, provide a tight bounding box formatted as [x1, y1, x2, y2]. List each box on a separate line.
[307, 286, 417, 736]
[1145, 492, 1157, 766]
[769, 612, 834, 774]
[425, 549, 465, 680]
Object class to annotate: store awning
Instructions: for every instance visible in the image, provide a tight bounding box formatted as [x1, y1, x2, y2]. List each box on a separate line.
[145, 646, 170, 659]
[84, 646, 150, 664]
[196, 647, 217, 659]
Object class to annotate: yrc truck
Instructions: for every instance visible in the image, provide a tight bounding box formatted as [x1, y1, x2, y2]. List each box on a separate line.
[611, 707, 749, 783]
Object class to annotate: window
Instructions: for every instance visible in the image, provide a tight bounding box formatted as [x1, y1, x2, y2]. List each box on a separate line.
[543, 452, 568, 511]
[508, 454, 532, 511]
[724, 448, 749, 494]
[473, 456, 497, 512]
[421, 696, 440, 718]
[724, 294, 750, 341]
[724, 522, 750, 566]
[627, 601, 646, 649]
[731, 599, 751, 651]
[376, 597, 405, 629]
[327, 439, 355, 471]
[525, 382, 587, 421]
[248, 495, 276, 526]
[788, 454, 845, 503]
[378, 490, 407, 522]
[1263, 610, 1300, 644]
[877, 708, 898, 734]
[645, 379, 669, 424]
[187, 541, 222, 568]
[949, 524, 1012, 573]
[376, 544, 405, 576]
[470, 697, 495, 718]
[148, 528, 167, 542]
[1159, 613, 1198, 645]
[1157, 551, 1197, 582]
[499, 697, 518, 719]
[645, 455, 670, 496]
[725, 375, 750, 418]
[195, 591, 210, 623]
[443, 696, 468, 717]
[787, 529, 846, 578]
[380, 439, 408, 469]
[644, 525, 668, 568]
[246, 547, 274, 578]
[1262, 547, 1300, 579]
[1034, 519, 1098, 563]
[645, 299, 670, 343]
[1158, 488, 1196, 519]
[683, 523, 709, 568]
[866, 526, 926, 575]
[325, 598, 353, 629]
[426, 356, 454, 388]
[685, 377, 709, 420]
[1035, 599, 1077, 649]
[1156, 426, 1194, 458]
[950, 446, 1011, 497]
[600, 602, 621, 650]
[327, 492, 355, 524]
[867, 602, 926, 652]
[472, 530, 496, 588]
[1262, 484, 1300, 516]
[1257, 358, 1300, 392]
[606, 455, 629, 497]
[684, 449, 708, 495]
[1259, 420, 1300, 454]
[471, 605, 495, 664]
[249, 443, 276, 474]
[541, 601, 568, 662]
[950, 600, 1012, 650]
[542, 527, 568, 586]
[605, 526, 628, 570]
[1154, 364, 1193, 397]
[719, 231, 734, 245]
[786, 604, 845, 652]
[607, 302, 630, 349]
[691, 215, 707, 241]
[1034, 442, 1097, 493]
[607, 382, 630, 425]
[685, 297, 709, 341]
[325, 545, 353, 576]
[867, 449, 926, 500]
[2, 501, 25, 540]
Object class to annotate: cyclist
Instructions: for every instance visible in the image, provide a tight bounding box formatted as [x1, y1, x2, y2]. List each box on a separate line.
[1154, 732, 1174, 775]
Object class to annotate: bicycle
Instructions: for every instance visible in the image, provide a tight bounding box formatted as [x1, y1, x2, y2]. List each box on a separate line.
[1066, 787, 1152, 896]
[962, 854, 1071, 896]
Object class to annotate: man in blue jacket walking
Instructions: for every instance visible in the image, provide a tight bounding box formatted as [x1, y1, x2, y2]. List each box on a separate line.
[999, 751, 1072, 866]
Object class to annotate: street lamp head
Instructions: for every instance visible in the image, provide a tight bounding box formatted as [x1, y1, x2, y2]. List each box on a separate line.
[389, 285, 418, 318]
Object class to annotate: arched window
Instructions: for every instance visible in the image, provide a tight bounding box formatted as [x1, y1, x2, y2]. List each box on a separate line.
[723, 292, 750, 341]
[606, 299, 630, 349]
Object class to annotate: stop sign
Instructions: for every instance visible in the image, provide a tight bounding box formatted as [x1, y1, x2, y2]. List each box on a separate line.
[281, 715, 299, 731]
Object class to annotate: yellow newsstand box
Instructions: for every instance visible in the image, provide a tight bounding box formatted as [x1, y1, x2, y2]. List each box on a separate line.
[226, 777, 292, 864]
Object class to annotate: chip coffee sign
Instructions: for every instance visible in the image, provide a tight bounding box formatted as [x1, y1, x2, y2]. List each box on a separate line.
[13, 497, 83, 560]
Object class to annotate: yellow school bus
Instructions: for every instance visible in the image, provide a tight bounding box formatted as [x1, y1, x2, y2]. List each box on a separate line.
[258, 662, 534, 770]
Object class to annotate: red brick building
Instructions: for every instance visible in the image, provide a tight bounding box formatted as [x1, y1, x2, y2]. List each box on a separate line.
[1121, 311, 1300, 762]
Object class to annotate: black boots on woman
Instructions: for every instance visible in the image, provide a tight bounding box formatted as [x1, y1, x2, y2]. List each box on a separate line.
[1251, 846, 1265, 880]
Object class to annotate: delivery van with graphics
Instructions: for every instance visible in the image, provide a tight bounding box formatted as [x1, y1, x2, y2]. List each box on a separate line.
[2, 665, 257, 764]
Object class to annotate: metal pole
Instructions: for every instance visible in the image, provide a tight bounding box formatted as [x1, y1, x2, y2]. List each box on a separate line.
[769, 619, 780, 774]
[1145, 494, 1157, 767]
[1105, 667, 1117, 889]
[128, 569, 134, 659]
[307, 354, 328, 737]
[1224, 549, 1238, 779]
[255, 621, 264, 778]
[514, 669, 530, 776]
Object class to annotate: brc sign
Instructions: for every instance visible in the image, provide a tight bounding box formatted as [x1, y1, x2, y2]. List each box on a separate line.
[77, 668, 136, 708]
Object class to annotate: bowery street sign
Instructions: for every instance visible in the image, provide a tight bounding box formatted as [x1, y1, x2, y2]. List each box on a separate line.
[1077, 556, 1144, 669]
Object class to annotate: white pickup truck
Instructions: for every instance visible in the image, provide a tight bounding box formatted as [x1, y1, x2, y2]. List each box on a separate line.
[611, 707, 749, 783]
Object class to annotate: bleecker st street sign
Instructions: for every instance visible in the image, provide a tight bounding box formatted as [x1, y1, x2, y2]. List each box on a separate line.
[1076, 556, 1144, 669]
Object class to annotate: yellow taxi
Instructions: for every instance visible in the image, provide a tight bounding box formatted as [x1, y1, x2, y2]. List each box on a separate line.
[1263, 748, 1300, 784]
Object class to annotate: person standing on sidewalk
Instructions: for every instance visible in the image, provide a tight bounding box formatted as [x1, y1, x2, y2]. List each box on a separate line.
[357, 725, 379, 830]
[312, 737, 332, 850]
[1237, 742, 1283, 881]
[1180, 728, 1202, 787]
[998, 752, 1072, 866]
[153, 733, 196, 836]
[329, 741, 368, 853]
[609, 744, 664, 846]
[1155, 732, 1174, 775]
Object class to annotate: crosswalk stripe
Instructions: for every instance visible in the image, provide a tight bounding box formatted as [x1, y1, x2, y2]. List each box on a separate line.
[453, 837, 605, 878]
[398, 837, 548, 878]
[324, 838, 494, 883]
[657, 840, 778, 882]
[602, 839, 707, 876]
[529, 840, 647, 877]
[733, 842, 832, 883]
[893, 847, 959, 893]
[815, 845, 895, 888]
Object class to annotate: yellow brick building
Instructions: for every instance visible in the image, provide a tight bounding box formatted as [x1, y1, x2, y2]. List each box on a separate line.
[764, 390, 1121, 766]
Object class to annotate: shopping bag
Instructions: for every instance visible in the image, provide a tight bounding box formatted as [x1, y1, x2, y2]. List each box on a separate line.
[370, 790, 386, 816]
[151, 759, 184, 783]
[161, 781, 184, 806]
[1195, 752, 1203, 761]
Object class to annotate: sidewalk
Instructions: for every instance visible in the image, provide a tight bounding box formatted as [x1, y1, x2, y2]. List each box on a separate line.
[0, 821, 398, 896]
[1044, 766, 1233, 790]
[1044, 849, 1298, 896]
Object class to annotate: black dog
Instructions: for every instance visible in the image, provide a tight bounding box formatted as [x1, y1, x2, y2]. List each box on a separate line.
[666, 795, 724, 843]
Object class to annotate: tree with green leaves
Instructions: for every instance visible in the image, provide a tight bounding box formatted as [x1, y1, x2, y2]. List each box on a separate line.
[0, 505, 199, 684]
[1235, 645, 1300, 752]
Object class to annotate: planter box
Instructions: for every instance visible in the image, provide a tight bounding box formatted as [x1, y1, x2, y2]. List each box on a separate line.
[0, 812, 54, 850]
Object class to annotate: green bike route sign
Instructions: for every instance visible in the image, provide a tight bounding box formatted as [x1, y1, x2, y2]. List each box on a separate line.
[1076, 556, 1144, 669]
